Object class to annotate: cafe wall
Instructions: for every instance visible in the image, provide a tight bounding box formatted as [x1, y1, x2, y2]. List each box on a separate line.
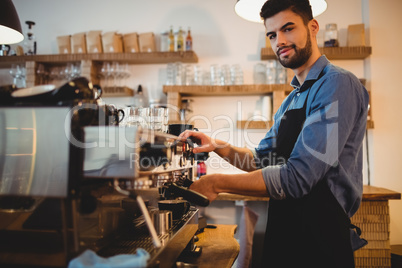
[5, 0, 402, 245]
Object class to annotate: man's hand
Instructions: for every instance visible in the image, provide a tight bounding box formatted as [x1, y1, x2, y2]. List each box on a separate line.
[189, 171, 269, 202]
[178, 130, 216, 154]
[189, 174, 219, 202]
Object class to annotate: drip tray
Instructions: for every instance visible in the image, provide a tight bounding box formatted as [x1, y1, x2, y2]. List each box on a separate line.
[98, 209, 199, 268]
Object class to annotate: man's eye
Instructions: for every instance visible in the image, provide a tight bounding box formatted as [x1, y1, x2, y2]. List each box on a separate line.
[267, 34, 276, 40]
[284, 27, 293, 32]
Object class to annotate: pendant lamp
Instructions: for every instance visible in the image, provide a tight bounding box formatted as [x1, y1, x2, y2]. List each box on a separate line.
[235, 0, 328, 23]
[0, 0, 24, 44]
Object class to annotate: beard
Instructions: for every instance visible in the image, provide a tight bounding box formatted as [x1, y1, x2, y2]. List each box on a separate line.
[277, 29, 313, 69]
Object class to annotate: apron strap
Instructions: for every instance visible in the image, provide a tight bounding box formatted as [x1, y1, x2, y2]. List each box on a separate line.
[350, 223, 362, 236]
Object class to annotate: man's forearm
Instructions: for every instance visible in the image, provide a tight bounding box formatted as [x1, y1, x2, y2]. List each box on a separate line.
[213, 139, 257, 172]
[213, 170, 269, 197]
[189, 170, 269, 201]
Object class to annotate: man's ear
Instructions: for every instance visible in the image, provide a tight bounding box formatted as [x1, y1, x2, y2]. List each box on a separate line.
[309, 19, 320, 37]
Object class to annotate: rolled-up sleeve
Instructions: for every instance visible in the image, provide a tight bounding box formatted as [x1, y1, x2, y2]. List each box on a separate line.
[252, 148, 286, 200]
[262, 165, 286, 199]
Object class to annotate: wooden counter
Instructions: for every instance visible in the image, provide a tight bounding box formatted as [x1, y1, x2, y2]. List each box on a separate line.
[214, 185, 401, 268]
[177, 225, 239, 268]
[215, 185, 401, 201]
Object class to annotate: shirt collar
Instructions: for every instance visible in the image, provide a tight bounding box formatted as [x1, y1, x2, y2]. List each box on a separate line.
[290, 55, 330, 91]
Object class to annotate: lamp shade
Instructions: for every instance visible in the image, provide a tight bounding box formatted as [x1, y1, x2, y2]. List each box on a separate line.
[0, 0, 24, 44]
[235, 0, 327, 23]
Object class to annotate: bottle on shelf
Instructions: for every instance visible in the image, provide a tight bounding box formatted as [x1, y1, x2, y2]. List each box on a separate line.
[168, 26, 175, 52]
[24, 21, 37, 55]
[133, 84, 147, 108]
[176, 26, 184, 51]
[186, 27, 192, 51]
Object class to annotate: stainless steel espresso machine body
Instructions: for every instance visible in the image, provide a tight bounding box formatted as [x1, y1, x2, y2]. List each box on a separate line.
[0, 84, 208, 268]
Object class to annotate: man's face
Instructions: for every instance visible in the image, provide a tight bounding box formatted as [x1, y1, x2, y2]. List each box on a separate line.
[265, 9, 313, 69]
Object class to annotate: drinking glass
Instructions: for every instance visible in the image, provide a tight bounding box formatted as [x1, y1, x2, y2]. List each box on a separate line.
[64, 63, 73, 81]
[221, 64, 231, 85]
[166, 63, 175, 85]
[36, 64, 48, 84]
[9, 64, 22, 86]
[231, 64, 244, 85]
[120, 63, 131, 88]
[210, 64, 221, 85]
[149, 107, 164, 131]
[139, 107, 150, 129]
[276, 65, 287, 84]
[254, 63, 267, 84]
[174, 62, 184, 85]
[19, 65, 26, 88]
[110, 62, 120, 92]
[47, 67, 56, 82]
[125, 107, 141, 127]
[70, 63, 81, 79]
[266, 67, 277, 84]
[184, 64, 194, 85]
[266, 60, 277, 85]
[100, 62, 112, 89]
[202, 70, 211, 85]
[193, 65, 203, 85]
[162, 108, 169, 133]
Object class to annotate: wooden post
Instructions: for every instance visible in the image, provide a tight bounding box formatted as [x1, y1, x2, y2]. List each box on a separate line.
[80, 60, 94, 82]
[166, 91, 181, 122]
[272, 90, 286, 114]
[25, 61, 36, 87]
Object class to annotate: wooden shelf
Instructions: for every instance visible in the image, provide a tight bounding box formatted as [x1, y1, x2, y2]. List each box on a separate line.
[102, 86, 134, 97]
[163, 84, 292, 96]
[261, 46, 372, 60]
[0, 51, 199, 68]
[237, 120, 272, 129]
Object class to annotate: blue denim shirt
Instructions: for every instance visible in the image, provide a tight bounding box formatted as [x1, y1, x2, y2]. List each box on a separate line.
[255, 56, 369, 217]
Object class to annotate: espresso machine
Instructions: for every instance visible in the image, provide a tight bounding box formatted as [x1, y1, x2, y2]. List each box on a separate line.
[0, 78, 209, 267]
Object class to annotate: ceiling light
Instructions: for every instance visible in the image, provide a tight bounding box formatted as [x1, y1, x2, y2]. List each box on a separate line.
[235, 0, 328, 23]
[0, 0, 24, 44]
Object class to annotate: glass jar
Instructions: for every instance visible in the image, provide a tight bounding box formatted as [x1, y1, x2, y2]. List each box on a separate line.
[253, 62, 267, 84]
[324, 23, 339, 47]
[160, 32, 169, 52]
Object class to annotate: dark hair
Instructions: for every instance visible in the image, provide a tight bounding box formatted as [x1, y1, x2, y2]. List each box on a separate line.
[260, 0, 313, 25]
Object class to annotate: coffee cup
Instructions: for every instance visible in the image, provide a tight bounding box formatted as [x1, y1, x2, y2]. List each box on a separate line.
[107, 104, 125, 126]
[158, 199, 190, 221]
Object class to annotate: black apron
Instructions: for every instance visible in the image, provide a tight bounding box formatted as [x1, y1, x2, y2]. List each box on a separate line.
[263, 88, 355, 268]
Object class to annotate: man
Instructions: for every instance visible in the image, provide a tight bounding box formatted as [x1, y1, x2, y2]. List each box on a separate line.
[179, 0, 369, 267]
